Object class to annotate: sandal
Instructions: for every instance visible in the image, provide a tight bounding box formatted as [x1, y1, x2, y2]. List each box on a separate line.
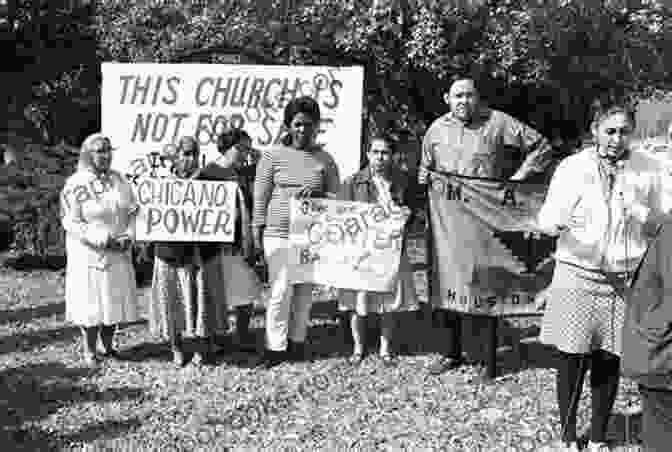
[348, 352, 364, 366]
[380, 354, 397, 368]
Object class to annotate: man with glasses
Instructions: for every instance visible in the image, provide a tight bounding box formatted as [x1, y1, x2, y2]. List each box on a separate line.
[418, 77, 554, 377]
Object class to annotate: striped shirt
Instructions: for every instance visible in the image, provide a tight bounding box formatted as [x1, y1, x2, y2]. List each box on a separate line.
[252, 144, 340, 239]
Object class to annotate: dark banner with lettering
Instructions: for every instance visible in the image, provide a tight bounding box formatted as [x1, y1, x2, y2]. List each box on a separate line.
[427, 170, 556, 315]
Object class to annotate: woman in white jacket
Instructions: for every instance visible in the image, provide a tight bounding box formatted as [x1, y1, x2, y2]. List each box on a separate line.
[61, 133, 140, 367]
[537, 105, 668, 452]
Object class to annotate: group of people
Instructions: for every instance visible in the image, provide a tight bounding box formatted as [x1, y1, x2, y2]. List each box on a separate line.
[60, 78, 672, 451]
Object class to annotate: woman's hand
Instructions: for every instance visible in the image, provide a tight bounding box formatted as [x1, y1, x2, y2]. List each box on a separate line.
[294, 186, 319, 199]
[108, 234, 132, 252]
[252, 226, 265, 257]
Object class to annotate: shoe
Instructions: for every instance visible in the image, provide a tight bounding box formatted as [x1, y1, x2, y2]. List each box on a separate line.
[172, 347, 188, 367]
[192, 337, 216, 366]
[83, 352, 100, 368]
[348, 352, 364, 366]
[585, 441, 609, 452]
[380, 354, 398, 368]
[287, 340, 309, 362]
[100, 347, 119, 359]
[258, 350, 286, 369]
[192, 351, 215, 366]
[427, 356, 464, 375]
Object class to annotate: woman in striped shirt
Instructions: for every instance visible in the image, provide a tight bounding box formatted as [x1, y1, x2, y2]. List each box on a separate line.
[253, 96, 340, 368]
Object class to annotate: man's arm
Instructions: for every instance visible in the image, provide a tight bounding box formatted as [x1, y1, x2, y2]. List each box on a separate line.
[418, 127, 436, 185]
[501, 114, 554, 181]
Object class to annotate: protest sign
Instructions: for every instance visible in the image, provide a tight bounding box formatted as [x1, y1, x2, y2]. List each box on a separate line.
[101, 63, 364, 181]
[133, 177, 237, 242]
[427, 171, 557, 315]
[287, 198, 410, 292]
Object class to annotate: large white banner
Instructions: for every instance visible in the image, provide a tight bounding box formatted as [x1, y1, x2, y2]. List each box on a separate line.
[101, 63, 364, 181]
[133, 177, 237, 242]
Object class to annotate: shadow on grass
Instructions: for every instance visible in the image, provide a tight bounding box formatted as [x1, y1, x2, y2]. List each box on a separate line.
[0, 301, 65, 325]
[0, 325, 81, 355]
[2, 254, 66, 271]
[0, 320, 146, 356]
[0, 361, 144, 450]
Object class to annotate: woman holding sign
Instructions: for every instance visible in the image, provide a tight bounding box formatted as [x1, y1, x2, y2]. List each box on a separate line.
[253, 96, 340, 368]
[338, 136, 419, 367]
[194, 128, 260, 351]
[149, 137, 216, 366]
[61, 133, 139, 367]
[537, 104, 668, 452]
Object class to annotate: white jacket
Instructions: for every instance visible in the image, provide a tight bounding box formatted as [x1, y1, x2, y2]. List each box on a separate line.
[538, 147, 670, 273]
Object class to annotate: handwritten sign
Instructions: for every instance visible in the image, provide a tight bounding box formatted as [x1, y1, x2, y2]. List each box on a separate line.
[101, 63, 364, 181]
[287, 198, 410, 292]
[133, 177, 237, 242]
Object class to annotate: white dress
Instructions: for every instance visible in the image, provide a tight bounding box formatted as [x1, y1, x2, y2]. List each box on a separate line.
[61, 169, 140, 327]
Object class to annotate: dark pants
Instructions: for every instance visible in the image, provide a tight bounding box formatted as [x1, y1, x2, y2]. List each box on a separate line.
[556, 350, 620, 443]
[639, 385, 672, 452]
[438, 309, 499, 378]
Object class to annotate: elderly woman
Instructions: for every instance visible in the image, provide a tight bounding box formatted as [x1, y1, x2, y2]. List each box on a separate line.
[148, 136, 216, 366]
[194, 128, 260, 350]
[253, 96, 340, 368]
[61, 133, 139, 367]
[338, 135, 419, 367]
[537, 105, 668, 452]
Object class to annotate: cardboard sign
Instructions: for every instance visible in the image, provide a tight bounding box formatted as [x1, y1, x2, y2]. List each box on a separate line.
[288, 198, 409, 292]
[133, 177, 237, 242]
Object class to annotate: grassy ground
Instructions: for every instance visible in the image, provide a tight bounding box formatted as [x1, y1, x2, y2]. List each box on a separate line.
[0, 261, 644, 451]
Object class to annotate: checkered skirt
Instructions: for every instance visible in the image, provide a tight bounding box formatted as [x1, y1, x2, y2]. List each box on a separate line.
[539, 261, 627, 357]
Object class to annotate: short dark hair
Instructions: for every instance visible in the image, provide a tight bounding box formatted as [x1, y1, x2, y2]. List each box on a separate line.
[283, 96, 321, 128]
[177, 136, 199, 153]
[217, 128, 251, 154]
[591, 103, 636, 129]
[368, 134, 396, 154]
[448, 74, 478, 90]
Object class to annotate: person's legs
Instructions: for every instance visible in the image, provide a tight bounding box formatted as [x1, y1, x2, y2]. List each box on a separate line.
[171, 332, 187, 366]
[80, 326, 99, 365]
[350, 312, 366, 356]
[193, 263, 217, 365]
[287, 283, 314, 361]
[428, 309, 464, 374]
[99, 324, 116, 356]
[640, 385, 672, 452]
[261, 237, 292, 366]
[380, 312, 397, 367]
[588, 350, 620, 445]
[556, 351, 588, 444]
[235, 305, 253, 346]
[379, 312, 395, 357]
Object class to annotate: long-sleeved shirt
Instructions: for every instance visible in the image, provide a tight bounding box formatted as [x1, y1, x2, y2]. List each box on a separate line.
[625, 216, 672, 390]
[537, 147, 670, 274]
[420, 107, 554, 180]
[252, 144, 340, 239]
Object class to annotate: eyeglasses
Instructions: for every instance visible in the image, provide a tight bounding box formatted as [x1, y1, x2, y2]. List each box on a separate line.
[604, 127, 633, 136]
[92, 145, 113, 154]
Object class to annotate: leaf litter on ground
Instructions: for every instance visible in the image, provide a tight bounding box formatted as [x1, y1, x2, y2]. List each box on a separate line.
[0, 265, 646, 451]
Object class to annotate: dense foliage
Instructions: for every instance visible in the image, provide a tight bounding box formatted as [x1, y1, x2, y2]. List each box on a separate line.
[2, 0, 672, 256]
